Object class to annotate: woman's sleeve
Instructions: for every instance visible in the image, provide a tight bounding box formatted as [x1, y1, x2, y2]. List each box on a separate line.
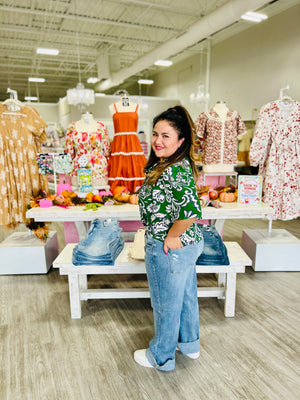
[164, 164, 202, 221]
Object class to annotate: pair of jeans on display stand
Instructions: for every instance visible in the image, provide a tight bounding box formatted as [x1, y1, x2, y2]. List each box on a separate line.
[72, 219, 124, 265]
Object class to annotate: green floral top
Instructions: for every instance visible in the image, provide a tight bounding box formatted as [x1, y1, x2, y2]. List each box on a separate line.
[138, 158, 203, 246]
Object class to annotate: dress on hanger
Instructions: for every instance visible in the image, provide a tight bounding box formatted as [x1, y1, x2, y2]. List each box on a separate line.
[108, 104, 147, 193]
[250, 100, 300, 220]
[0, 104, 48, 229]
[195, 108, 246, 171]
[65, 120, 110, 186]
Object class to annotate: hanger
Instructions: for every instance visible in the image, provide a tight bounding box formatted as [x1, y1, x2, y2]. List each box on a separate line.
[3, 88, 23, 111]
[278, 85, 293, 104]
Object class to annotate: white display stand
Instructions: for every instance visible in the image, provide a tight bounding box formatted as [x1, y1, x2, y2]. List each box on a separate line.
[0, 231, 59, 274]
[242, 229, 300, 271]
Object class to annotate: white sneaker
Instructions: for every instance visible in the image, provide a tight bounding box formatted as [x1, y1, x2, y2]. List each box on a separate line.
[134, 349, 154, 368]
[185, 351, 200, 359]
[176, 347, 200, 359]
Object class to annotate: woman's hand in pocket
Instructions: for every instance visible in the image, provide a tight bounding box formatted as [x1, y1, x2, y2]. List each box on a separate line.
[163, 236, 183, 254]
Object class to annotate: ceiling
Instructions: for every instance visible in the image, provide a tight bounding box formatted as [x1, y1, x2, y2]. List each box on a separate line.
[0, 0, 297, 103]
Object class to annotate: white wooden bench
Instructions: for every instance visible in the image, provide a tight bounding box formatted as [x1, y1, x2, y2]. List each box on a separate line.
[53, 242, 252, 319]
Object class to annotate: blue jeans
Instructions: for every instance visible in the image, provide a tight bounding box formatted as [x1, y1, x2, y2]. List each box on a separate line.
[196, 225, 229, 265]
[144, 236, 203, 371]
[72, 219, 124, 265]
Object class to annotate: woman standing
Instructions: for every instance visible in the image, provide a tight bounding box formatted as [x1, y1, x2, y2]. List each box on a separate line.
[135, 106, 203, 371]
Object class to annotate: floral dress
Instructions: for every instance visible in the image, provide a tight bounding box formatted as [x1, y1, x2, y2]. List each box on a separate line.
[250, 100, 300, 220]
[65, 121, 110, 186]
[138, 159, 203, 246]
[0, 104, 48, 229]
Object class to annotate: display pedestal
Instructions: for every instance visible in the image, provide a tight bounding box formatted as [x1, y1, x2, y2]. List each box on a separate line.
[241, 229, 300, 271]
[0, 231, 58, 274]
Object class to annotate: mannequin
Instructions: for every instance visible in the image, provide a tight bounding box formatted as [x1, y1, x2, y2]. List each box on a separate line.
[109, 95, 139, 114]
[75, 112, 99, 133]
[213, 101, 229, 122]
[108, 95, 146, 193]
[65, 112, 110, 188]
[195, 101, 246, 173]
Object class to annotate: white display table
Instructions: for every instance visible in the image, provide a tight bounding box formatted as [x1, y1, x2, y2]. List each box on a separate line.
[26, 202, 273, 224]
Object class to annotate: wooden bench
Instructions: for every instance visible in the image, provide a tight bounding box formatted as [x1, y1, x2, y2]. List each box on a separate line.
[53, 242, 252, 319]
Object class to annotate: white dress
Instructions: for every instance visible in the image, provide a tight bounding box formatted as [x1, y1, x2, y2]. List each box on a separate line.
[250, 100, 300, 220]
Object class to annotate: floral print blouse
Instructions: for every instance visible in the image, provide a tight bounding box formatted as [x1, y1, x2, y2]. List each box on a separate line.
[65, 121, 110, 182]
[138, 159, 203, 246]
[195, 109, 246, 166]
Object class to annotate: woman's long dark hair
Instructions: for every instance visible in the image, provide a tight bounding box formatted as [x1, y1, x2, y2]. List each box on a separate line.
[144, 105, 198, 185]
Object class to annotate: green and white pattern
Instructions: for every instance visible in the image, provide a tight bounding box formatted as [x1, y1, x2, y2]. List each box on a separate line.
[139, 159, 203, 246]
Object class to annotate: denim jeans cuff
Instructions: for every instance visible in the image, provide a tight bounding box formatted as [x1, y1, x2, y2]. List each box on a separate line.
[146, 348, 175, 371]
[177, 338, 200, 355]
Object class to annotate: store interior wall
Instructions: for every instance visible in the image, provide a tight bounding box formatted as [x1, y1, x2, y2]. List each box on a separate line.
[149, 4, 300, 120]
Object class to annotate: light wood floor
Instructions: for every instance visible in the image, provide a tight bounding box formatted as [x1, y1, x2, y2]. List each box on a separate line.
[0, 218, 299, 400]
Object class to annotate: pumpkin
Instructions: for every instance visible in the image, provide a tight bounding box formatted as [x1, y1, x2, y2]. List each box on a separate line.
[129, 194, 139, 204]
[219, 192, 235, 202]
[113, 185, 130, 202]
[39, 199, 53, 208]
[56, 183, 72, 195]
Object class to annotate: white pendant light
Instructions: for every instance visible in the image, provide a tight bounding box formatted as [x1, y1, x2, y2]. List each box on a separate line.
[66, 33, 94, 109]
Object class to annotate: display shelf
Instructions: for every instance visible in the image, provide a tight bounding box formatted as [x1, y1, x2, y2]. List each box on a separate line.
[0, 231, 58, 274]
[242, 229, 300, 271]
[198, 171, 238, 188]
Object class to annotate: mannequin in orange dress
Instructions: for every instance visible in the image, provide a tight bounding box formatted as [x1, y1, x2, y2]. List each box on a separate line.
[108, 95, 147, 193]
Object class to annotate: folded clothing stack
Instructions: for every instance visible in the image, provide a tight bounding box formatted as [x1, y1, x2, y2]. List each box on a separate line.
[72, 219, 124, 265]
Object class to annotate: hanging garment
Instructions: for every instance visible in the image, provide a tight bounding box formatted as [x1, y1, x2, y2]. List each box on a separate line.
[0, 104, 48, 229]
[65, 121, 110, 186]
[108, 104, 147, 193]
[250, 100, 300, 220]
[194, 109, 246, 167]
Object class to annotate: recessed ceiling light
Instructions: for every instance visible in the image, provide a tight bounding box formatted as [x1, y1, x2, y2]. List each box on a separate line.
[138, 79, 154, 85]
[36, 48, 59, 56]
[95, 93, 106, 97]
[25, 96, 38, 101]
[241, 11, 268, 22]
[87, 77, 100, 84]
[154, 60, 173, 67]
[28, 77, 45, 83]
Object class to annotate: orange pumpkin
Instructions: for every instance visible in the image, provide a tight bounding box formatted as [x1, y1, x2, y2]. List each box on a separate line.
[219, 192, 235, 202]
[129, 194, 139, 204]
[113, 185, 130, 202]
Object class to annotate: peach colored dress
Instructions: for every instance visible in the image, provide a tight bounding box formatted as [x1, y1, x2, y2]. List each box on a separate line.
[108, 104, 147, 193]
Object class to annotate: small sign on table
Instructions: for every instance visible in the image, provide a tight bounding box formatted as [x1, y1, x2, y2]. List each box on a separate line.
[238, 175, 262, 204]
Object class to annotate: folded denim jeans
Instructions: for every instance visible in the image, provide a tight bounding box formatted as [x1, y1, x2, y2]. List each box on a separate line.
[196, 224, 229, 265]
[72, 219, 124, 265]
